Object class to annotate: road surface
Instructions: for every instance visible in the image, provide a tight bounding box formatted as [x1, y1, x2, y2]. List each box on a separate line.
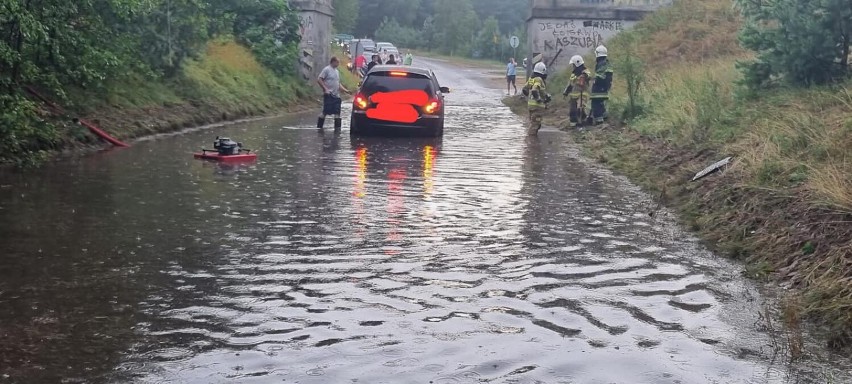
[0, 57, 848, 383]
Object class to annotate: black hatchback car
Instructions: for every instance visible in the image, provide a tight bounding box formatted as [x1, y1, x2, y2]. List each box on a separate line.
[350, 66, 450, 137]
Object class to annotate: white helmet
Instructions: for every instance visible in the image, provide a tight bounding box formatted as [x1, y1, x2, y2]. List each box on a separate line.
[570, 55, 584, 67]
[533, 61, 547, 75]
[595, 45, 608, 58]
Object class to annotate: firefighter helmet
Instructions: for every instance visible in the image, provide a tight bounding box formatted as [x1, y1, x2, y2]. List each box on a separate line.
[570, 55, 585, 67]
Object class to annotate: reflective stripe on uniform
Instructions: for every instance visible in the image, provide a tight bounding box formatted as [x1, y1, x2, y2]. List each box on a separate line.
[567, 70, 591, 99]
[527, 77, 546, 108]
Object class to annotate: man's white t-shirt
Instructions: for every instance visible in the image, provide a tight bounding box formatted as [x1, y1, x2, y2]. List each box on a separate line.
[319, 65, 340, 98]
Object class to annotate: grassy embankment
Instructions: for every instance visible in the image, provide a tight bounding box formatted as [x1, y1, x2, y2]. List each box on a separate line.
[507, 0, 852, 348]
[51, 38, 316, 151]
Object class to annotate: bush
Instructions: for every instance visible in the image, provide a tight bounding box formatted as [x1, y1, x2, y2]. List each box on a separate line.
[617, 36, 646, 121]
[0, 95, 58, 165]
[736, 0, 851, 88]
[374, 18, 422, 50]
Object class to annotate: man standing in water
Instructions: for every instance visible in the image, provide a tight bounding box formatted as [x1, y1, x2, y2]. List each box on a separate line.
[506, 58, 518, 95]
[317, 57, 351, 131]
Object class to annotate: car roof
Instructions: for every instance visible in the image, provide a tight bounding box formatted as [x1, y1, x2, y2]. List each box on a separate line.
[366, 65, 434, 78]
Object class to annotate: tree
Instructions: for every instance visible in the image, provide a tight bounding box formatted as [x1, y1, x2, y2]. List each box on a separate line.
[355, 0, 422, 37]
[474, 16, 501, 59]
[471, 0, 527, 35]
[736, 0, 852, 88]
[333, 0, 359, 33]
[432, 0, 479, 56]
[374, 17, 420, 49]
[0, 0, 148, 162]
[229, 0, 301, 76]
[0, 0, 305, 163]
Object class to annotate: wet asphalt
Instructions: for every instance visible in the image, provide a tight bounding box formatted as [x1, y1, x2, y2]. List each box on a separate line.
[0, 58, 850, 384]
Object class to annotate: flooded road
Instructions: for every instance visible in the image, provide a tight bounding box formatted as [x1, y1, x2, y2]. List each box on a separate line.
[1, 58, 848, 383]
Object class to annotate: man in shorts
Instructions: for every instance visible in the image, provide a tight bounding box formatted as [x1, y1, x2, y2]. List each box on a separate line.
[317, 57, 351, 131]
[506, 58, 518, 95]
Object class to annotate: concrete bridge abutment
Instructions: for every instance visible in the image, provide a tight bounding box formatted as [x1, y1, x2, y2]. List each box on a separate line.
[527, 0, 671, 74]
[290, 0, 335, 81]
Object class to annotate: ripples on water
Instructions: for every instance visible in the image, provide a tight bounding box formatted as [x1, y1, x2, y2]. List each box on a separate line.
[0, 62, 847, 384]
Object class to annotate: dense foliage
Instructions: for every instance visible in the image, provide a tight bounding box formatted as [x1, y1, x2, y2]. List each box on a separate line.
[348, 0, 528, 60]
[332, 0, 360, 34]
[0, 0, 302, 164]
[736, 0, 851, 88]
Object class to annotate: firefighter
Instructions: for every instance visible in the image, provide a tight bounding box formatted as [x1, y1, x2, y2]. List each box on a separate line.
[591, 45, 614, 125]
[562, 55, 591, 129]
[523, 61, 551, 136]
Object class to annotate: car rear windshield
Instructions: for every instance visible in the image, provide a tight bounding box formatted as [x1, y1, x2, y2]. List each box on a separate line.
[362, 73, 434, 95]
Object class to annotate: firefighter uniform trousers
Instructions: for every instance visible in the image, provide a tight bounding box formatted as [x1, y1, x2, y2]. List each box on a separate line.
[529, 106, 544, 135]
[591, 59, 614, 125]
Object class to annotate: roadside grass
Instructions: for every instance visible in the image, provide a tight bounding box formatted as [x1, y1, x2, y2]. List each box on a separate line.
[333, 46, 360, 92]
[511, 0, 852, 348]
[182, 39, 310, 108]
[64, 38, 312, 141]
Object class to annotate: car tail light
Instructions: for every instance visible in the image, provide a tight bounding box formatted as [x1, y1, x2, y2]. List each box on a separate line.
[423, 99, 441, 115]
[390, 71, 408, 77]
[354, 93, 369, 110]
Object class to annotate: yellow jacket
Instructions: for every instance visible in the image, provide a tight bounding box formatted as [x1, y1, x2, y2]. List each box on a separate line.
[565, 69, 591, 99]
[526, 77, 547, 109]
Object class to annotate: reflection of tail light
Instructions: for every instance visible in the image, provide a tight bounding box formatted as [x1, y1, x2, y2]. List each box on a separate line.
[423, 99, 441, 115]
[423, 145, 435, 197]
[354, 93, 369, 110]
[354, 147, 367, 198]
[423, 146, 435, 170]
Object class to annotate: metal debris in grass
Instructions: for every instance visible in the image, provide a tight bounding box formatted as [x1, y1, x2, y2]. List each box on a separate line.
[692, 156, 733, 182]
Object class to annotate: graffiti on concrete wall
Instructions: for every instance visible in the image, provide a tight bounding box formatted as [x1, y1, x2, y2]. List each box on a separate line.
[299, 14, 314, 38]
[536, 19, 630, 51]
[530, 18, 636, 70]
[291, 1, 334, 82]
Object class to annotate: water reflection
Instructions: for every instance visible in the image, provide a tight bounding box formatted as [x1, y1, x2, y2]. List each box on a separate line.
[0, 60, 849, 383]
[349, 136, 442, 246]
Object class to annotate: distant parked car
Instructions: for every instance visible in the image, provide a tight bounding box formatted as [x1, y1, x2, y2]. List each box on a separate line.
[376, 42, 395, 53]
[333, 34, 354, 47]
[349, 39, 376, 58]
[351, 65, 451, 137]
[375, 42, 396, 60]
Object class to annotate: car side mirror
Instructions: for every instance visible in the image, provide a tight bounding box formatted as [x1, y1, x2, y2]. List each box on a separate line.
[440, 86, 451, 94]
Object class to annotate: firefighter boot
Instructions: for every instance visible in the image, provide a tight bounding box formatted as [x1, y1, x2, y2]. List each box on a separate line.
[317, 117, 325, 129]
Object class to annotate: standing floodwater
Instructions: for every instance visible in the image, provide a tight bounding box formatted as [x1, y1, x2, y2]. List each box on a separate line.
[0, 59, 848, 383]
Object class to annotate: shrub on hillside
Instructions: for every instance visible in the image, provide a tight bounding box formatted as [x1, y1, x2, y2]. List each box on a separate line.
[736, 0, 851, 88]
